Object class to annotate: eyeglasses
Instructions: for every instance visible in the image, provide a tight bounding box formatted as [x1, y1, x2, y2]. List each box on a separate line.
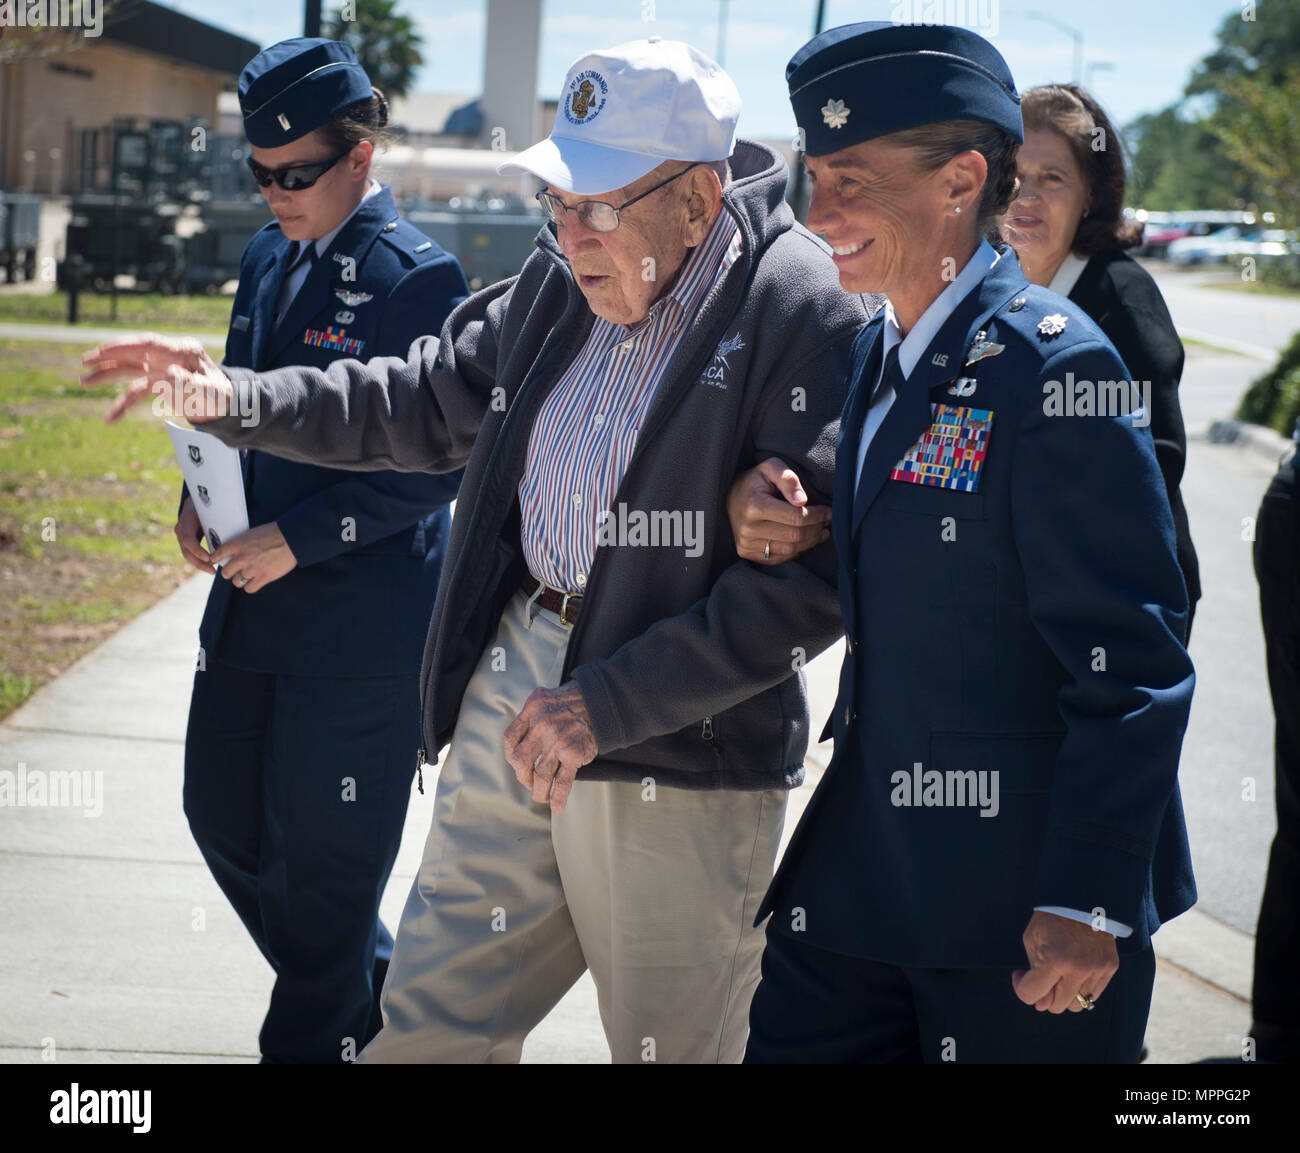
[536, 164, 701, 233]
[246, 148, 351, 192]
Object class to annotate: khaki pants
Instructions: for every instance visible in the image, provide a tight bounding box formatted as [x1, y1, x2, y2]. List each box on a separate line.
[358, 588, 786, 1063]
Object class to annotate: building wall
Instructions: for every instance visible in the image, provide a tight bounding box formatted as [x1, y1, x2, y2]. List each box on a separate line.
[1, 40, 230, 193]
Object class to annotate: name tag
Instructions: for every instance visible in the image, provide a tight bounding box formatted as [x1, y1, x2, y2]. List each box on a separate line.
[891, 404, 994, 493]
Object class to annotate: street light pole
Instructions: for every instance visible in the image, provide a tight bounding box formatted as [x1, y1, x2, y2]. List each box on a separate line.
[1085, 60, 1115, 90]
[305, 0, 322, 38]
[789, 0, 827, 223]
[1028, 10, 1083, 85]
[717, 0, 730, 68]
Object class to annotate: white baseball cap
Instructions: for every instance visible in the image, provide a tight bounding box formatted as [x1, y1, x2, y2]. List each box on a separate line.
[498, 37, 741, 195]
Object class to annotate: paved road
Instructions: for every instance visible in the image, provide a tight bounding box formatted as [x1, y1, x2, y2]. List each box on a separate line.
[1178, 353, 1282, 933]
[1149, 263, 1300, 359]
[0, 323, 224, 349]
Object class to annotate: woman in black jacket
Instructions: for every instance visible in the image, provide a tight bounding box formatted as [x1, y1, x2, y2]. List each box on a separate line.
[1000, 83, 1200, 639]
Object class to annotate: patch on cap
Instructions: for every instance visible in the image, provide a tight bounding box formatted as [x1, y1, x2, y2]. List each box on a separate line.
[563, 69, 609, 126]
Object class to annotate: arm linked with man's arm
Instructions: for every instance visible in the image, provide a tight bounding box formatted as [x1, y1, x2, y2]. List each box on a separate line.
[201, 277, 512, 475]
[571, 340, 849, 755]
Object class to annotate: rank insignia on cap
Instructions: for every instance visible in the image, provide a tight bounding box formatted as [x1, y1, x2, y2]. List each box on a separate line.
[946, 377, 977, 398]
[891, 404, 994, 493]
[821, 98, 851, 129]
[334, 288, 374, 306]
[277, 113, 291, 132]
[965, 330, 1004, 365]
[1037, 314, 1068, 338]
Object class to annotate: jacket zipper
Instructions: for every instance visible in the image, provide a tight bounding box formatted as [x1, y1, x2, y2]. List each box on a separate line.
[416, 240, 590, 759]
[702, 716, 714, 741]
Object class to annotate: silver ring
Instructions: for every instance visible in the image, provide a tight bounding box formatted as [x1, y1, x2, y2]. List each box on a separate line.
[763, 540, 771, 561]
[234, 573, 248, 588]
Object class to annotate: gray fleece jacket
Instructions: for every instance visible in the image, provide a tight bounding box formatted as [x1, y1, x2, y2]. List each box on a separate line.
[206, 139, 871, 790]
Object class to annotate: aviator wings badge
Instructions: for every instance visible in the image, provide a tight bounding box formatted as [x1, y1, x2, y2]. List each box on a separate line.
[334, 288, 374, 307]
[965, 329, 1005, 366]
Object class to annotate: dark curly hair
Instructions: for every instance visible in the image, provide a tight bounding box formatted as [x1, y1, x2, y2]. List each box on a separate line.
[1021, 84, 1142, 254]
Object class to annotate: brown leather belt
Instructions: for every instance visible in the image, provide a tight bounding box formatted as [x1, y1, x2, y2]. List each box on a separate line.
[521, 572, 583, 627]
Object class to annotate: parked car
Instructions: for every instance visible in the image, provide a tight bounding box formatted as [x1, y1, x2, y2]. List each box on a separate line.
[1167, 225, 1262, 265]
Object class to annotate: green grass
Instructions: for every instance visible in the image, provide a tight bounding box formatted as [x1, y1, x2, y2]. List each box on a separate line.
[0, 291, 231, 334]
[0, 338, 193, 719]
[0, 673, 35, 717]
[1197, 278, 1300, 300]
[1181, 336, 1249, 356]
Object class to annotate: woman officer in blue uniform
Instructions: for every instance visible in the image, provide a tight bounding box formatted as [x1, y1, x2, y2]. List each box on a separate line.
[173, 38, 469, 1063]
[727, 22, 1195, 1062]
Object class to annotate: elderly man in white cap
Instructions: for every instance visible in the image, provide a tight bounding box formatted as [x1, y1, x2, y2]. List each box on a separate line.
[83, 38, 873, 1062]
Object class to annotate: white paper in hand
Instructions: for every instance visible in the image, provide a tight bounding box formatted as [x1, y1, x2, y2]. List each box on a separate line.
[165, 421, 249, 563]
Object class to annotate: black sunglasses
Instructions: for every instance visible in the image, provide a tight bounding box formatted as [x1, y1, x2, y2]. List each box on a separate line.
[246, 148, 352, 192]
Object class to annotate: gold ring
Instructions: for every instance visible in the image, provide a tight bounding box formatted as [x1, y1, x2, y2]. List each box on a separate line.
[763, 540, 771, 561]
[1075, 992, 1096, 1010]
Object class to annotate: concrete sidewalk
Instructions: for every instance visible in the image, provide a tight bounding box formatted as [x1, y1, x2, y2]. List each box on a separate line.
[0, 573, 1253, 1064]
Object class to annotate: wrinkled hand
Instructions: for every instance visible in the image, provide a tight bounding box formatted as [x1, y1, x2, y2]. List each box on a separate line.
[727, 456, 831, 565]
[1012, 910, 1119, 1013]
[211, 522, 298, 594]
[175, 496, 215, 575]
[503, 681, 598, 813]
[81, 334, 233, 424]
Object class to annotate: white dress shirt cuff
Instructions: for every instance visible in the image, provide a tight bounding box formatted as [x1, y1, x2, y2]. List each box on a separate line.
[1034, 905, 1133, 938]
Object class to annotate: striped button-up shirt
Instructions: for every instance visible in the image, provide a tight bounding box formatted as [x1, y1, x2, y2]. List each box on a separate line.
[519, 209, 741, 594]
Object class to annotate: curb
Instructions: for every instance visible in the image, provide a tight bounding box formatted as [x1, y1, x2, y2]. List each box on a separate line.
[1153, 907, 1254, 1003]
[1178, 327, 1278, 362]
[1206, 419, 1296, 468]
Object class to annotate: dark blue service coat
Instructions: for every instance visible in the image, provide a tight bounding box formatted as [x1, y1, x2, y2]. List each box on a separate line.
[757, 247, 1197, 967]
[185, 185, 468, 675]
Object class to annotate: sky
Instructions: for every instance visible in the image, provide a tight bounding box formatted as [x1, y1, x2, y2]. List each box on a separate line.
[170, 0, 1241, 137]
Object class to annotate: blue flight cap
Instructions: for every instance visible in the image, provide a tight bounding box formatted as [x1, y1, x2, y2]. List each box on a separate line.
[787, 22, 1022, 157]
[240, 38, 373, 147]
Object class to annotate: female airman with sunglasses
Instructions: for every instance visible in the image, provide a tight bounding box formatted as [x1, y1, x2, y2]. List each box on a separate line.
[171, 37, 470, 1064]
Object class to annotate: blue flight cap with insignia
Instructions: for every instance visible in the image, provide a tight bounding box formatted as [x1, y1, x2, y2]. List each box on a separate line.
[787, 21, 1022, 157]
[240, 38, 373, 147]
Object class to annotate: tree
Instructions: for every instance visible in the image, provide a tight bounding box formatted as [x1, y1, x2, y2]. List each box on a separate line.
[324, 0, 423, 100]
[1209, 66, 1300, 227]
[1124, 0, 1300, 214]
[0, 0, 132, 63]
[1127, 108, 1245, 211]
[1187, 0, 1300, 95]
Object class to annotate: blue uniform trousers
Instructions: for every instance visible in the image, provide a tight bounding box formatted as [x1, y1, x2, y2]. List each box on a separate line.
[183, 657, 419, 1063]
[745, 924, 1155, 1064]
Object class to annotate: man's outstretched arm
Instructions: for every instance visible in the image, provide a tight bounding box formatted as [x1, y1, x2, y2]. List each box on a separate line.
[81, 277, 512, 475]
